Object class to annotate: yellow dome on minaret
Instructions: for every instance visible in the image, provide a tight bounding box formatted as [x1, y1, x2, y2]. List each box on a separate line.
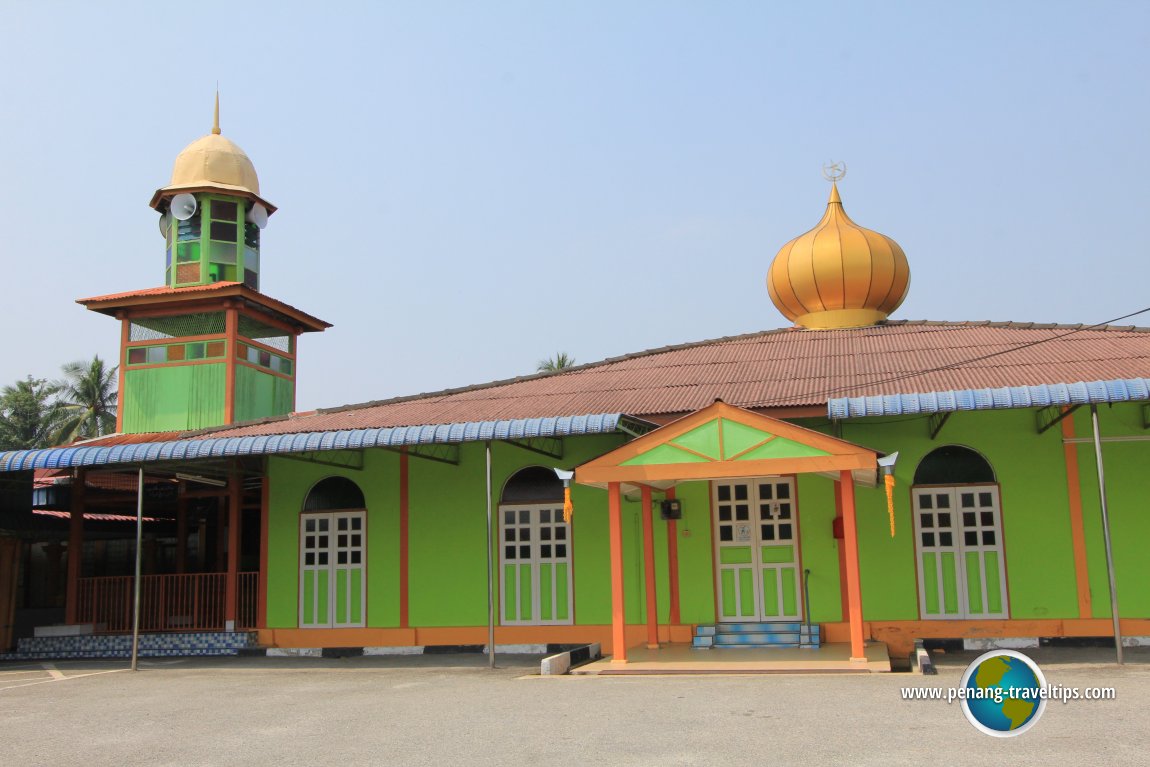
[767, 180, 910, 329]
[148, 94, 275, 213]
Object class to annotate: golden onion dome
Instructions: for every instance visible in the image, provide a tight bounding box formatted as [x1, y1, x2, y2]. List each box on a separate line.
[767, 183, 910, 329]
[149, 96, 274, 213]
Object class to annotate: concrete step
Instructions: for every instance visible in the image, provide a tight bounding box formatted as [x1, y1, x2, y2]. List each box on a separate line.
[692, 635, 820, 649]
[713, 632, 812, 645]
[692, 622, 822, 650]
[694, 623, 820, 637]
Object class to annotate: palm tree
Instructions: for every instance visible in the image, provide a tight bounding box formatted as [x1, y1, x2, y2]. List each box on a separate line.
[54, 356, 118, 444]
[0, 377, 64, 450]
[537, 352, 577, 372]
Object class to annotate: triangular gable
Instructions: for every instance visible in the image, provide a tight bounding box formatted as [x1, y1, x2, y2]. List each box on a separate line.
[576, 401, 877, 487]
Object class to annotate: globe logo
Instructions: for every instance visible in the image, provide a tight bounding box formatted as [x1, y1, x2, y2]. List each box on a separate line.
[960, 650, 1047, 736]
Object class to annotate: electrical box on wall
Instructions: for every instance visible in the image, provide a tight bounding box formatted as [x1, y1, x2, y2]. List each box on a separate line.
[660, 499, 682, 520]
[832, 517, 844, 539]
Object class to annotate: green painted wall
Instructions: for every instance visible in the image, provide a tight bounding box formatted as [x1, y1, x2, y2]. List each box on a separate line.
[234, 365, 294, 423]
[833, 406, 1107, 622]
[266, 450, 401, 628]
[795, 474, 843, 623]
[122, 364, 226, 432]
[1070, 404, 1150, 619]
[263, 405, 1149, 631]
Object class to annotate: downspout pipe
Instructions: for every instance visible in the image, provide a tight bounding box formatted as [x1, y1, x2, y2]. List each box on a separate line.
[485, 441, 496, 669]
[1090, 405, 1124, 665]
[131, 467, 144, 671]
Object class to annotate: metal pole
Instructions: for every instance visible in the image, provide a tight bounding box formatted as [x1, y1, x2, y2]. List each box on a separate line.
[1090, 405, 1124, 664]
[485, 442, 496, 669]
[131, 468, 144, 671]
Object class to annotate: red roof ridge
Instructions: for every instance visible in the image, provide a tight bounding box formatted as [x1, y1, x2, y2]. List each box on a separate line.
[77, 282, 244, 304]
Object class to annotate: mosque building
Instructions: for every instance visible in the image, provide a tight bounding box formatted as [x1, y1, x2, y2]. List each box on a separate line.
[1, 109, 1147, 670]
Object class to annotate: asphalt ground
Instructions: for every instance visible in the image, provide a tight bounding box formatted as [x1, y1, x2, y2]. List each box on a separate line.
[1, 647, 1147, 766]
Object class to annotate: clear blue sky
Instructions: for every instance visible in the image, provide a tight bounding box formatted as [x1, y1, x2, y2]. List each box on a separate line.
[2, 1, 1147, 411]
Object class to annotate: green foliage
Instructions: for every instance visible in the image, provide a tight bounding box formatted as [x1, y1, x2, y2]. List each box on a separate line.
[0, 356, 119, 450]
[537, 352, 576, 372]
[0, 377, 64, 450]
[54, 356, 118, 444]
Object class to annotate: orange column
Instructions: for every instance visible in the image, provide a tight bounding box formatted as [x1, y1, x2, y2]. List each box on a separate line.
[257, 475, 270, 629]
[666, 487, 681, 626]
[839, 471, 866, 662]
[399, 449, 410, 628]
[833, 480, 849, 621]
[640, 486, 659, 649]
[175, 484, 188, 574]
[64, 470, 86, 624]
[1061, 414, 1093, 618]
[116, 315, 128, 433]
[224, 468, 242, 630]
[224, 305, 239, 424]
[608, 481, 627, 662]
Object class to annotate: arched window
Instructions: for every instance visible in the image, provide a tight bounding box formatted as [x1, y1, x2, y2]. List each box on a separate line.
[911, 446, 1006, 621]
[303, 476, 365, 510]
[914, 445, 996, 485]
[299, 476, 366, 629]
[499, 467, 572, 626]
[501, 466, 563, 504]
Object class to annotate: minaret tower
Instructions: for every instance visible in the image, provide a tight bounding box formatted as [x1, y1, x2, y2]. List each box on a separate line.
[78, 98, 330, 433]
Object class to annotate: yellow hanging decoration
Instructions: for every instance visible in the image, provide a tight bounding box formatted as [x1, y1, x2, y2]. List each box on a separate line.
[884, 473, 896, 537]
[563, 486, 574, 524]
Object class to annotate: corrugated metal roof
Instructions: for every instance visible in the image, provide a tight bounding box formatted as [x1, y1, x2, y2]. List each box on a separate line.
[194, 321, 1150, 437]
[76, 282, 330, 331]
[0, 413, 627, 472]
[827, 378, 1150, 419]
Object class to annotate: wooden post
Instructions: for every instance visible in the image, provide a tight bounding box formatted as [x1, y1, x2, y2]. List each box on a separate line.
[666, 487, 681, 627]
[224, 467, 242, 631]
[608, 482, 627, 662]
[641, 485, 659, 649]
[175, 483, 188, 574]
[65, 470, 86, 624]
[839, 470, 866, 662]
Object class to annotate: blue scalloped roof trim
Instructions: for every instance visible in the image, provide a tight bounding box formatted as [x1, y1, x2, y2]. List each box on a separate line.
[827, 378, 1150, 419]
[0, 413, 623, 472]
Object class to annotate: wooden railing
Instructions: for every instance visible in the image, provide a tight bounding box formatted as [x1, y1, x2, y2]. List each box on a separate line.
[75, 573, 259, 634]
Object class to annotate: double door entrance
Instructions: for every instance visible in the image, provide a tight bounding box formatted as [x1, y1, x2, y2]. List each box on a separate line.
[712, 477, 802, 622]
[912, 485, 1008, 619]
[299, 510, 366, 628]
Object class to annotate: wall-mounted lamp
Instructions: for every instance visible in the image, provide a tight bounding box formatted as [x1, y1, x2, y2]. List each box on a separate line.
[877, 452, 899, 537]
[553, 469, 574, 523]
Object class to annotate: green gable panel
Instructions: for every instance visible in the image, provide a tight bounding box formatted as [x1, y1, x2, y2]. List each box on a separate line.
[622, 443, 711, 466]
[669, 420, 722, 460]
[737, 436, 831, 461]
[720, 419, 778, 458]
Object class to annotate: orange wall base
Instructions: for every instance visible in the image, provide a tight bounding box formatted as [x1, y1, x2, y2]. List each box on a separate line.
[259, 624, 696, 651]
[822, 618, 1150, 657]
[259, 619, 1146, 658]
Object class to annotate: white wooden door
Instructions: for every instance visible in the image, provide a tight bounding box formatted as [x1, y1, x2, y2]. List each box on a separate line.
[499, 504, 573, 625]
[299, 510, 366, 628]
[713, 478, 801, 622]
[913, 486, 1007, 619]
